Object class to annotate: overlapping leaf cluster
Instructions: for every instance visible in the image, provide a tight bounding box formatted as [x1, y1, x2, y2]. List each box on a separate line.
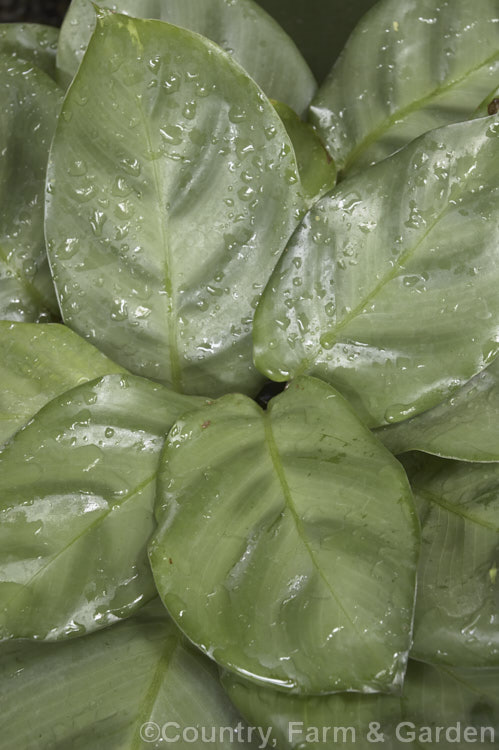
[1, 0, 499, 747]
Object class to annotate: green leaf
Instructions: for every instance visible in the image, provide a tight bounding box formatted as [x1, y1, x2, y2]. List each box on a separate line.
[256, 0, 377, 84]
[0, 321, 125, 447]
[0, 53, 61, 323]
[310, 0, 499, 175]
[46, 13, 305, 397]
[149, 376, 418, 695]
[222, 660, 499, 749]
[0, 374, 207, 641]
[0, 600, 257, 750]
[57, 0, 316, 113]
[254, 117, 499, 428]
[0, 23, 59, 79]
[272, 100, 336, 207]
[376, 359, 499, 462]
[411, 456, 499, 667]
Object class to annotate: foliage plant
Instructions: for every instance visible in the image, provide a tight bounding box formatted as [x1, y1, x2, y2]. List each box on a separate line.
[1, 0, 499, 747]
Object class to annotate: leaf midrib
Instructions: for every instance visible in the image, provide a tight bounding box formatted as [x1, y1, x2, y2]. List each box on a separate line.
[262, 411, 357, 629]
[418, 487, 499, 533]
[342, 47, 499, 174]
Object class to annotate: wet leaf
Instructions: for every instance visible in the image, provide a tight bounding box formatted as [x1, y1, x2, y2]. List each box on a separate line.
[0, 53, 62, 322]
[46, 13, 305, 397]
[0, 321, 124, 447]
[310, 0, 499, 175]
[222, 660, 499, 749]
[411, 456, 499, 667]
[0, 23, 59, 79]
[0, 600, 257, 749]
[254, 117, 499, 427]
[273, 99, 336, 207]
[376, 359, 499, 462]
[56, 0, 316, 113]
[0, 374, 208, 641]
[149, 377, 418, 695]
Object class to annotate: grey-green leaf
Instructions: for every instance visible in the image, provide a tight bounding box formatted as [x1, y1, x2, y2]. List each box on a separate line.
[411, 456, 499, 667]
[0, 53, 61, 323]
[0, 601, 257, 750]
[149, 376, 418, 695]
[222, 660, 499, 749]
[46, 13, 304, 397]
[0, 321, 125, 447]
[0, 373, 208, 641]
[272, 99, 336, 207]
[376, 359, 499, 462]
[254, 117, 499, 428]
[310, 0, 499, 175]
[56, 0, 316, 113]
[0, 23, 59, 79]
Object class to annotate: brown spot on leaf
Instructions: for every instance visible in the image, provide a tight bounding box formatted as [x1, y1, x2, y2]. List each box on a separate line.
[201, 420, 211, 429]
[488, 98, 499, 115]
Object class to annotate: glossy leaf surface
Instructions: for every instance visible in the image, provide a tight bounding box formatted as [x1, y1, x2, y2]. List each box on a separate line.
[273, 100, 336, 207]
[57, 0, 316, 113]
[223, 660, 499, 749]
[377, 359, 499, 462]
[0, 321, 124, 447]
[0, 374, 207, 641]
[411, 456, 499, 667]
[46, 13, 304, 397]
[0, 601, 256, 750]
[150, 377, 418, 695]
[0, 54, 61, 322]
[310, 0, 499, 175]
[0, 23, 58, 78]
[254, 118, 499, 427]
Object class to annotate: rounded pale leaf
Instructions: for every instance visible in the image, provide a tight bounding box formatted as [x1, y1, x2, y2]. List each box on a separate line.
[0, 321, 124, 447]
[149, 376, 418, 695]
[0, 374, 208, 641]
[254, 117, 499, 427]
[223, 660, 499, 749]
[310, 0, 499, 175]
[411, 456, 499, 667]
[376, 359, 499, 462]
[0, 601, 256, 750]
[0, 54, 61, 322]
[46, 13, 304, 397]
[56, 0, 316, 113]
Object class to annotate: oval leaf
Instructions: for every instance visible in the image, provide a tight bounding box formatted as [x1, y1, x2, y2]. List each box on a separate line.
[0, 54, 61, 322]
[223, 660, 499, 749]
[0, 23, 59, 79]
[149, 376, 418, 695]
[0, 374, 207, 641]
[46, 12, 304, 397]
[254, 117, 499, 427]
[0, 321, 124, 447]
[1, 601, 257, 749]
[310, 0, 499, 175]
[56, 0, 316, 113]
[272, 99, 336, 207]
[411, 456, 499, 667]
[376, 359, 499, 462]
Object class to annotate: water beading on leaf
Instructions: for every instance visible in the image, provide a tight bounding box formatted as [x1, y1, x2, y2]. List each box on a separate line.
[0, 52, 62, 323]
[0, 321, 124, 447]
[0, 374, 208, 641]
[0, 23, 59, 79]
[46, 12, 305, 397]
[254, 117, 499, 427]
[310, 0, 499, 176]
[56, 0, 316, 113]
[149, 376, 419, 695]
